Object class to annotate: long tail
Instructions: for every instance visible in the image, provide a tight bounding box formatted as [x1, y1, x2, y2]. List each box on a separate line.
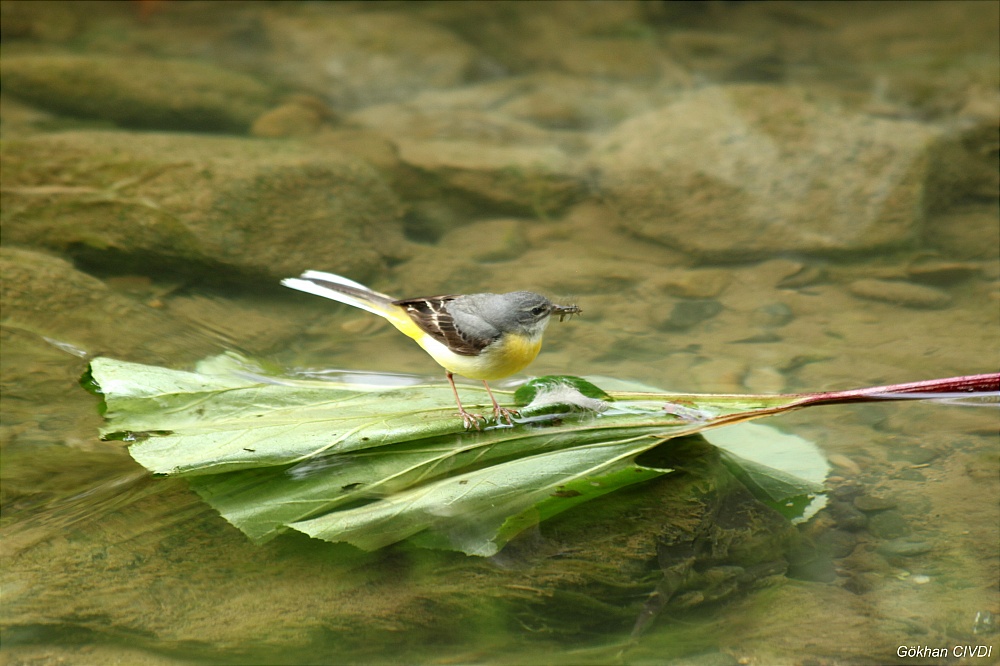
[282, 271, 401, 320]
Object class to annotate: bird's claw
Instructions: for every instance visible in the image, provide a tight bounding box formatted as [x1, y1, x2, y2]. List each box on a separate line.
[458, 408, 486, 430]
[457, 406, 519, 429]
[493, 405, 519, 426]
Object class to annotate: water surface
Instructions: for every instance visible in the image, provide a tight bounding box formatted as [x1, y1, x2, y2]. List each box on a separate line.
[1, 2, 997, 664]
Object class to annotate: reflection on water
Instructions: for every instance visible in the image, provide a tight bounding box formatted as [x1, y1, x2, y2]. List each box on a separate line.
[1, 1, 997, 664]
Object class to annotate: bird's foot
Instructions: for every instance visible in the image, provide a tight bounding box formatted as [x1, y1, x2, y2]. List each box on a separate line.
[458, 407, 486, 430]
[492, 405, 520, 426]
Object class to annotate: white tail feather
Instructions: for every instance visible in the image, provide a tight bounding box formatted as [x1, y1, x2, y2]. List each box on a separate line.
[282, 271, 396, 318]
[298, 271, 393, 299]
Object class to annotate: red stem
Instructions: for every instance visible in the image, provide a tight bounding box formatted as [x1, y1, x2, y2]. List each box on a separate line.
[793, 373, 1000, 407]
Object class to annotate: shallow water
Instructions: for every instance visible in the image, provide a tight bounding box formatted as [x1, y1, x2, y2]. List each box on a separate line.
[1, 2, 998, 664]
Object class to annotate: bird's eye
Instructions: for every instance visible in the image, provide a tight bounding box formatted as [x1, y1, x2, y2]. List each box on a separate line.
[530, 305, 547, 316]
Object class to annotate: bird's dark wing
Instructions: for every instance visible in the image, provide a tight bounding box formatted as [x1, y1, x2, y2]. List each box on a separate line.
[393, 296, 493, 356]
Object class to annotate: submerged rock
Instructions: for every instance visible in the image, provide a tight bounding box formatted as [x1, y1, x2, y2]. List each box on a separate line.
[350, 98, 586, 217]
[0, 54, 273, 133]
[847, 278, 952, 309]
[0, 131, 404, 280]
[496, 73, 678, 131]
[250, 95, 337, 138]
[654, 299, 724, 331]
[749, 302, 795, 328]
[924, 205, 1000, 260]
[877, 538, 933, 558]
[853, 494, 897, 512]
[257, 9, 481, 111]
[867, 510, 911, 540]
[648, 268, 733, 299]
[395, 139, 583, 217]
[0, 247, 216, 363]
[592, 84, 941, 260]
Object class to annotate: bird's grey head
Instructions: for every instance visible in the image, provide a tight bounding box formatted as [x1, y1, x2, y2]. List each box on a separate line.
[449, 291, 581, 339]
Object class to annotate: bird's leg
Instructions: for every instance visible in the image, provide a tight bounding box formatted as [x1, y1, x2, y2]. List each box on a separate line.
[447, 372, 485, 430]
[482, 380, 519, 425]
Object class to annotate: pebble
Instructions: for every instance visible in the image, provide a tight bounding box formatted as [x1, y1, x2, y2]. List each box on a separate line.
[847, 279, 952, 309]
[251, 96, 333, 138]
[750, 302, 795, 328]
[777, 263, 827, 289]
[830, 483, 865, 501]
[868, 510, 910, 539]
[828, 454, 861, 475]
[818, 528, 859, 558]
[843, 572, 880, 595]
[877, 538, 934, 557]
[854, 495, 897, 512]
[650, 268, 732, 299]
[655, 299, 723, 331]
[829, 503, 868, 532]
[907, 260, 981, 285]
[893, 468, 927, 481]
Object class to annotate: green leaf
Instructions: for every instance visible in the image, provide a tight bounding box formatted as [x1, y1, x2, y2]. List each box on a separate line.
[87, 354, 832, 555]
[704, 423, 829, 523]
[513, 375, 612, 416]
[186, 424, 673, 544]
[94, 354, 506, 475]
[291, 436, 672, 556]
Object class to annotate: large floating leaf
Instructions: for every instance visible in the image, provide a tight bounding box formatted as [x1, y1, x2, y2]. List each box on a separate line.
[85, 354, 999, 555]
[89, 354, 498, 475]
[706, 423, 829, 523]
[292, 436, 672, 557]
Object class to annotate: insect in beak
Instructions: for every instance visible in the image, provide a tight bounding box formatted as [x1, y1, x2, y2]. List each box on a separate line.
[552, 304, 581, 322]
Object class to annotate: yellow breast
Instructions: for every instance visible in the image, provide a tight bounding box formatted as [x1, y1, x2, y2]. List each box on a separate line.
[476, 332, 543, 380]
[415, 331, 542, 381]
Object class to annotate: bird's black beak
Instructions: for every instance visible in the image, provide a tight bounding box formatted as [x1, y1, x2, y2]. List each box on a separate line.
[552, 304, 581, 322]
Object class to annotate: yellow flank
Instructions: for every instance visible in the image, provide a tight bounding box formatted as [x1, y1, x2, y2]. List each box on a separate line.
[407, 327, 542, 381]
[377, 305, 427, 340]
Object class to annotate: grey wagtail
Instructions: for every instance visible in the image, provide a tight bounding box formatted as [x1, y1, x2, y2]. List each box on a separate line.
[282, 271, 581, 429]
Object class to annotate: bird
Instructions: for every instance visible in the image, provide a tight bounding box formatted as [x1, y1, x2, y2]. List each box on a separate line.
[282, 271, 580, 429]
